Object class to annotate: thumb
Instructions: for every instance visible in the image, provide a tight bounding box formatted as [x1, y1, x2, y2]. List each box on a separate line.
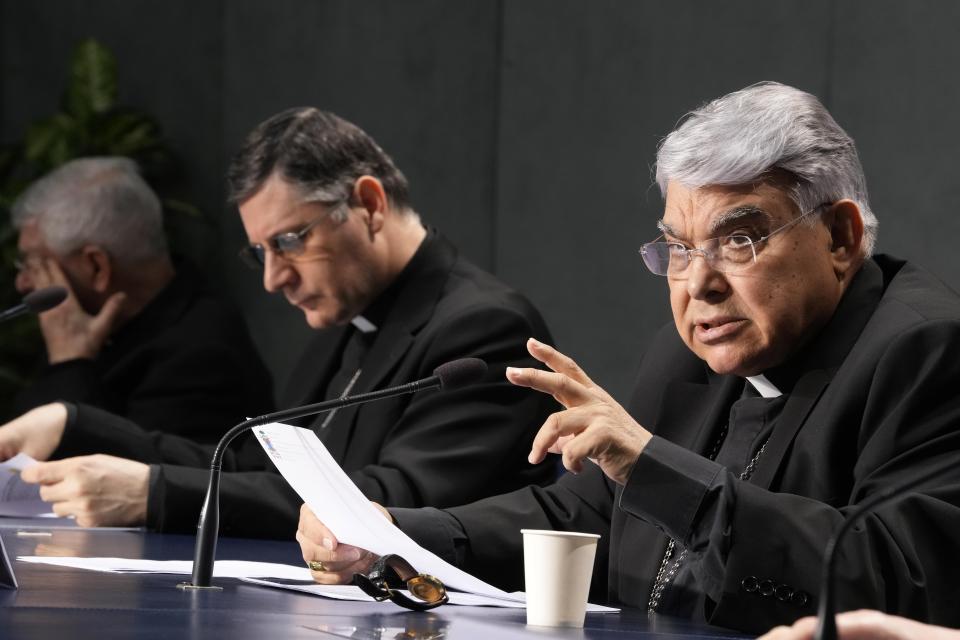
[20, 460, 68, 485]
[92, 292, 127, 332]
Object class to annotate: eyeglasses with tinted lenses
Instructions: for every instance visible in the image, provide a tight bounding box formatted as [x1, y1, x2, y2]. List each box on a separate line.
[238, 208, 338, 269]
[352, 554, 448, 611]
[639, 205, 828, 277]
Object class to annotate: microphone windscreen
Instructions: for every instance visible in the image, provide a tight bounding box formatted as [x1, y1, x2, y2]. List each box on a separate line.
[23, 286, 67, 313]
[433, 358, 487, 390]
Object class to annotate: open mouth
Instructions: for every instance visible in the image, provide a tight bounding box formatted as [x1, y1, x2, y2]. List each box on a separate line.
[694, 318, 747, 344]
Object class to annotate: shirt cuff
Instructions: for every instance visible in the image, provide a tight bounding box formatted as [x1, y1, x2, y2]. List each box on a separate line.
[389, 507, 466, 565]
[145, 464, 165, 531]
[618, 435, 724, 545]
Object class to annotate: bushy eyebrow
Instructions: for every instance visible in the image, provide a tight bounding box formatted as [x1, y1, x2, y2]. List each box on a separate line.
[709, 205, 770, 235]
[657, 205, 772, 241]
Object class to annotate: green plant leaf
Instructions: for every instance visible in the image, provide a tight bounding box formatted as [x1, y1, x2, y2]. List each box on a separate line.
[96, 113, 163, 156]
[64, 38, 117, 120]
[163, 198, 205, 219]
[23, 114, 83, 171]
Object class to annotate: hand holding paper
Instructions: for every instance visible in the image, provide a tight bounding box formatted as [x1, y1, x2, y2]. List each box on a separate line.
[255, 423, 519, 600]
[296, 503, 378, 584]
[254, 423, 617, 612]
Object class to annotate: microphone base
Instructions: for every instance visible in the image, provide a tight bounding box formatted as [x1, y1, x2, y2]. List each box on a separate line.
[176, 582, 223, 591]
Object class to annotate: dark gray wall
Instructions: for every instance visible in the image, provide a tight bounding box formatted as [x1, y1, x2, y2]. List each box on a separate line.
[3, 0, 960, 400]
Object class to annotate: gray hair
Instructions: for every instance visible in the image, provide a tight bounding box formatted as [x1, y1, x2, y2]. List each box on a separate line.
[655, 82, 877, 256]
[11, 157, 169, 264]
[227, 108, 414, 221]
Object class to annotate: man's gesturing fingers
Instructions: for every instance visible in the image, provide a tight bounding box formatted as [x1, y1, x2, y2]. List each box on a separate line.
[526, 338, 598, 388]
[528, 407, 593, 465]
[506, 365, 594, 408]
[528, 403, 653, 484]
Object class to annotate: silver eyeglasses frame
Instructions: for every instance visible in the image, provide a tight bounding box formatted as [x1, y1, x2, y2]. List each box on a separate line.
[639, 203, 830, 277]
[238, 201, 348, 270]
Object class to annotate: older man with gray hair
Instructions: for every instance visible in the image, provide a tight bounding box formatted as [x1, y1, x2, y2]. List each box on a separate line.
[10, 157, 273, 440]
[296, 82, 960, 634]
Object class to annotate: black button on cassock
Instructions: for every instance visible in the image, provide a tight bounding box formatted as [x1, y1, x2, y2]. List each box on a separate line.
[741, 576, 759, 593]
[775, 584, 793, 602]
[758, 579, 775, 597]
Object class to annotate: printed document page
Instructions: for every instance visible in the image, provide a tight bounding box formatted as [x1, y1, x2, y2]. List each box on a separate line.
[254, 422, 522, 602]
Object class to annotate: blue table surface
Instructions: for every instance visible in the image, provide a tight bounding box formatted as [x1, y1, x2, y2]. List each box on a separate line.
[0, 518, 751, 639]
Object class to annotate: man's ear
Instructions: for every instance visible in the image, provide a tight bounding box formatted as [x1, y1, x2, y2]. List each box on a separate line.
[353, 175, 387, 237]
[825, 199, 864, 281]
[81, 246, 113, 293]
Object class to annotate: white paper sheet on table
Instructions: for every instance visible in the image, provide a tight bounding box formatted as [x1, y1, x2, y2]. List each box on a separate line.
[17, 556, 313, 580]
[14, 557, 617, 611]
[0, 453, 56, 517]
[252, 422, 618, 612]
[242, 577, 618, 611]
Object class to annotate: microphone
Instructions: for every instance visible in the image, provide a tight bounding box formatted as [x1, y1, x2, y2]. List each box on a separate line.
[178, 357, 487, 590]
[0, 286, 67, 322]
[813, 462, 947, 640]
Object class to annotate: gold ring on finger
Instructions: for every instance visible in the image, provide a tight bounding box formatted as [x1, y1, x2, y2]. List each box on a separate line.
[308, 560, 327, 572]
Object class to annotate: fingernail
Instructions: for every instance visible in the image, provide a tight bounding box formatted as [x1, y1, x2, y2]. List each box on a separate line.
[348, 548, 362, 561]
[322, 537, 334, 550]
[528, 338, 543, 348]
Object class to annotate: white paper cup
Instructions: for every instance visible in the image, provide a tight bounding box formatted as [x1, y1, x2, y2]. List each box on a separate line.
[521, 529, 600, 628]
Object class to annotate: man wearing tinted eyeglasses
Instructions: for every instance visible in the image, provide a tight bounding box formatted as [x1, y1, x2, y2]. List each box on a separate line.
[297, 83, 960, 634]
[0, 109, 557, 536]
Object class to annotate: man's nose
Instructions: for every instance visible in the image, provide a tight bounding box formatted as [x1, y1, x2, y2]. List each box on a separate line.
[262, 251, 295, 294]
[684, 253, 729, 300]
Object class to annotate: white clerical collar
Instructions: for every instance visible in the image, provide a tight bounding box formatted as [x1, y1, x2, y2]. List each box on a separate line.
[351, 315, 378, 334]
[746, 374, 782, 398]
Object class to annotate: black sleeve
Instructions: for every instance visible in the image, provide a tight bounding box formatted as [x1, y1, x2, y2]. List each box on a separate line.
[11, 359, 102, 415]
[342, 304, 557, 509]
[55, 403, 268, 471]
[391, 463, 615, 597]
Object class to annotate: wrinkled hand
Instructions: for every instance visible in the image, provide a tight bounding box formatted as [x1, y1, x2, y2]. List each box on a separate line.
[758, 610, 960, 640]
[30, 258, 125, 364]
[20, 454, 149, 527]
[0, 403, 68, 461]
[296, 503, 385, 584]
[506, 338, 652, 485]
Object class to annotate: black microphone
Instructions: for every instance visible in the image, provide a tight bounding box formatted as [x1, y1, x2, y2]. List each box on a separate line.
[0, 286, 67, 322]
[178, 357, 487, 590]
[814, 462, 947, 640]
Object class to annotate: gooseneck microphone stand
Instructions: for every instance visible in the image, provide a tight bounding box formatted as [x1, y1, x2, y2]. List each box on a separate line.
[814, 462, 948, 640]
[178, 358, 487, 590]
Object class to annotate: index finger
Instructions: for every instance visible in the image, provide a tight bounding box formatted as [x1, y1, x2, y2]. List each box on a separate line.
[526, 339, 597, 388]
[20, 459, 73, 485]
[506, 366, 594, 408]
[41, 257, 71, 286]
[27, 257, 61, 290]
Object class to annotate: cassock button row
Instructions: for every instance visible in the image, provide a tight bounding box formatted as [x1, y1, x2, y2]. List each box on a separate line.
[758, 579, 775, 597]
[774, 584, 793, 602]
